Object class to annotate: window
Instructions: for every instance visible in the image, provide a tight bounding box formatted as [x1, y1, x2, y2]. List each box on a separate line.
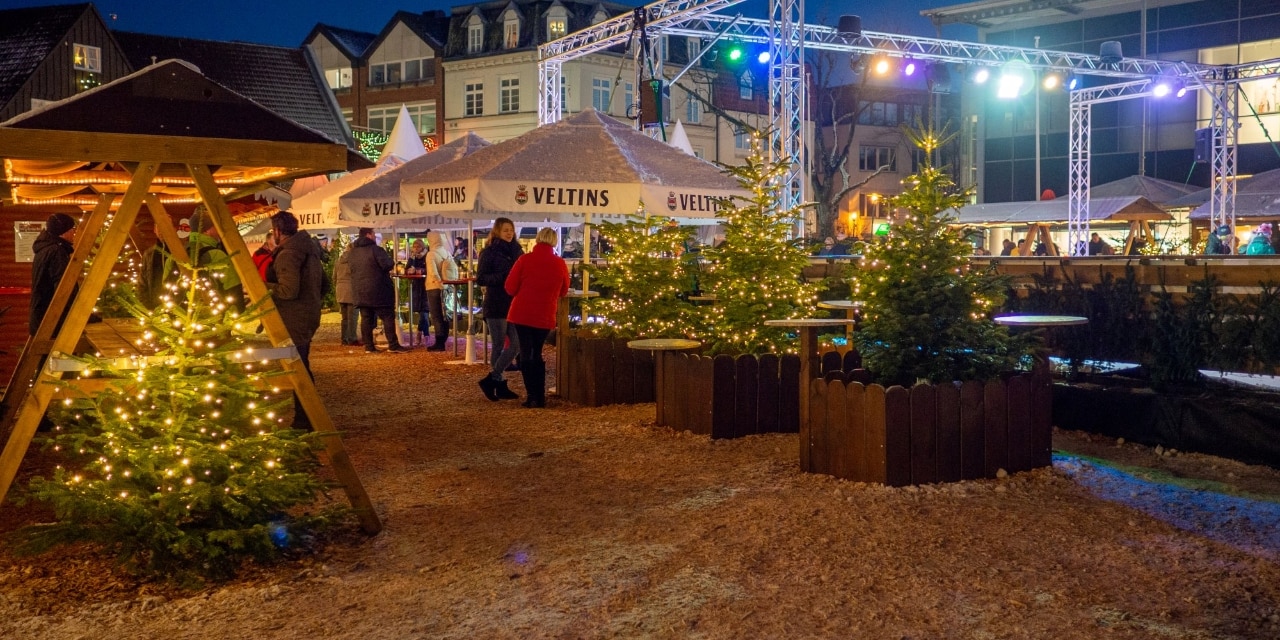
[548, 6, 568, 40]
[735, 129, 751, 151]
[504, 11, 520, 49]
[72, 44, 100, 72]
[465, 82, 484, 117]
[591, 77, 611, 112]
[687, 39, 701, 61]
[693, 147, 704, 159]
[367, 102, 437, 135]
[468, 15, 484, 54]
[738, 70, 753, 100]
[561, 76, 568, 112]
[325, 67, 352, 90]
[500, 77, 520, 113]
[368, 58, 433, 86]
[685, 89, 701, 124]
[859, 193, 885, 219]
[623, 81, 634, 114]
[858, 146, 896, 172]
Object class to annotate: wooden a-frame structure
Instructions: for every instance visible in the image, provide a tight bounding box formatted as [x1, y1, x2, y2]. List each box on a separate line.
[0, 61, 381, 533]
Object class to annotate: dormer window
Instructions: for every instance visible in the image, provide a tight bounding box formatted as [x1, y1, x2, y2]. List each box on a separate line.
[72, 44, 101, 72]
[547, 5, 568, 40]
[467, 15, 484, 54]
[687, 39, 701, 61]
[591, 9, 608, 25]
[503, 9, 520, 49]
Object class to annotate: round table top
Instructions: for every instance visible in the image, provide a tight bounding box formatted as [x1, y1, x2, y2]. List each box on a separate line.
[994, 314, 1089, 327]
[817, 300, 863, 310]
[764, 318, 855, 327]
[567, 289, 601, 299]
[392, 273, 425, 278]
[627, 338, 701, 351]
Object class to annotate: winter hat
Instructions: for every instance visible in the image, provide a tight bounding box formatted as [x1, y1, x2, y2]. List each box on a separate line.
[1215, 224, 1232, 237]
[1256, 223, 1273, 238]
[45, 213, 76, 237]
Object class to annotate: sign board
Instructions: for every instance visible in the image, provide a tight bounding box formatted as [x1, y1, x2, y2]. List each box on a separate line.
[14, 221, 44, 262]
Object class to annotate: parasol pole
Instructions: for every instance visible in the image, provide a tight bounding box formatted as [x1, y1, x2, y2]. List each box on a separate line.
[582, 213, 592, 294]
[464, 219, 478, 364]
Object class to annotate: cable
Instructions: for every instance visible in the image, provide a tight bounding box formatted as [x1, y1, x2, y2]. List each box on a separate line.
[1238, 86, 1280, 161]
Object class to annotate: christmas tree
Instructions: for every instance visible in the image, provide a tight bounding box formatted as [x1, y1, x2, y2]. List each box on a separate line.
[851, 129, 1028, 386]
[700, 132, 819, 355]
[18, 249, 340, 583]
[586, 216, 700, 338]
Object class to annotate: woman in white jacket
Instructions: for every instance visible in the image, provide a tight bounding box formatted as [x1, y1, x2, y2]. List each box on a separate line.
[425, 231, 459, 351]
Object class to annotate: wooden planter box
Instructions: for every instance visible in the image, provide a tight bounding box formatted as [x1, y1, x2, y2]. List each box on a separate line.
[805, 374, 1052, 486]
[660, 350, 864, 439]
[558, 331, 655, 406]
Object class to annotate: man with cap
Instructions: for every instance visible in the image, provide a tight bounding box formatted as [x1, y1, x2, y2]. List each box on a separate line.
[1205, 224, 1234, 255]
[29, 213, 78, 335]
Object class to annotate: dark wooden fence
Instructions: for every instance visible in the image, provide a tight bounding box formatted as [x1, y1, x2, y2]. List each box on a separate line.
[558, 332, 655, 406]
[660, 349, 863, 439]
[805, 374, 1052, 486]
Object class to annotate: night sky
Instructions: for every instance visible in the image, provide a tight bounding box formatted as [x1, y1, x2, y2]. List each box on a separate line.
[1, 0, 977, 47]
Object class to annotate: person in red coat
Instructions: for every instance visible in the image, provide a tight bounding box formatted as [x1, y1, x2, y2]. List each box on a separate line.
[505, 227, 570, 408]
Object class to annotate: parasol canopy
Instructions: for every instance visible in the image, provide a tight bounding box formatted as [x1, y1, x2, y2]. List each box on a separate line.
[398, 109, 744, 224]
[338, 132, 490, 230]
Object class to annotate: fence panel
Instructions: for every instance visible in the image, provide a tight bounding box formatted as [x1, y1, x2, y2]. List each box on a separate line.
[909, 384, 938, 485]
[936, 381, 963, 483]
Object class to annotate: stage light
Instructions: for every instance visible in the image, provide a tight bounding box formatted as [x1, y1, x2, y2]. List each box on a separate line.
[757, 51, 771, 64]
[1042, 73, 1061, 90]
[904, 61, 917, 76]
[1176, 83, 1188, 98]
[1152, 81, 1171, 97]
[972, 67, 990, 84]
[997, 73, 1024, 99]
[1067, 74, 1079, 90]
[873, 58, 891, 75]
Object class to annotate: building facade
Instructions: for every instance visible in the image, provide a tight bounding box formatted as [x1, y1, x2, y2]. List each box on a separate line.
[928, 0, 1280, 204]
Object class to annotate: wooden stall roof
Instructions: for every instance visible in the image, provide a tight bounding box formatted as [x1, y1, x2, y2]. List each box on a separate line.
[952, 196, 1171, 226]
[0, 59, 356, 204]
[1187, 167, 1280, 221]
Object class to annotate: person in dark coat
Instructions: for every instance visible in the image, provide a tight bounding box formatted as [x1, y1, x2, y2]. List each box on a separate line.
[504, 227, 570, 408]
[348, 227, 407, 353]
[29, 213, 77, 335]
[476, 218, 524, 401]
[265, 211, 327, 430]
[406, 238, 430, 342]
[334, 242, 360, 346]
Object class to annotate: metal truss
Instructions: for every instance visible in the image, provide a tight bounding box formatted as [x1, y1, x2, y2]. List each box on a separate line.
[1208, 81, 1240, 235]
[537, 60, 563, 126]
[769, 0, 804, 213]
[1067, 93, 1091, 256]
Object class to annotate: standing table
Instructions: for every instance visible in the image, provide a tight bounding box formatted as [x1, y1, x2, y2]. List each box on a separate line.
[627, 338, 702, 426]
[764, 318, 854, 430]
[816, 299, 863, 348]
[442, 277, 474, 358]
[391, 273, 425, 347]
[993, 314, 1088, 376]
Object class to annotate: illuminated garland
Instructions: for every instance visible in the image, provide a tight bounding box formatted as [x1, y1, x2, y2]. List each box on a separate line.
[351, 129, 439, 163]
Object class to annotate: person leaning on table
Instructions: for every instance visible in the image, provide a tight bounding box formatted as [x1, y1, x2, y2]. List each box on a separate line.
[504, 227, 570, 409]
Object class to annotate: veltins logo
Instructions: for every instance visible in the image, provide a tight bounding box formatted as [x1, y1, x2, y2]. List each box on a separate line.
[515, 184, 529, 205]
[417, 188, 426, 207]
[667, 191, 677, 211]
[361, 202, 372, 217]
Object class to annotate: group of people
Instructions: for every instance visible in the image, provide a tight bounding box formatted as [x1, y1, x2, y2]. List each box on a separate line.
[1205, 223, 1278, 255]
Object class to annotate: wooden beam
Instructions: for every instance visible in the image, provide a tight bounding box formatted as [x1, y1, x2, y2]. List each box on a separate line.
[144, 195, 192, 266]
[187, 164, 382, 535]
[0, 129, 347, 173]
[0, 164, 159, 505]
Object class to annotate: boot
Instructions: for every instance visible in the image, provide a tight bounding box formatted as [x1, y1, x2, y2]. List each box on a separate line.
[520, 361, 546, 408]
[493, 379, 519, 400]
[428, 332, 448, 351]
[478, 376, 499, 401]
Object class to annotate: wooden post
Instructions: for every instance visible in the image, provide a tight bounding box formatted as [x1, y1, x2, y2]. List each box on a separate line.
[0, 164, 159, 504]
[187, 164, 382, 534]
[145, 195, 192, 266]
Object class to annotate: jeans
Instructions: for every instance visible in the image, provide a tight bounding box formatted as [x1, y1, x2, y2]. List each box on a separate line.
[340, 302, 359, 343]
[358, 306, 400, 349]
[486, 318, 520, 381]
[426, 288, 448, 335]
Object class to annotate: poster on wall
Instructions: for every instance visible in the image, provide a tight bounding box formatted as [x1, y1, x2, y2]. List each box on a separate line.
[14, 221, 44, 263]
[1200, 40, 1280, 145]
